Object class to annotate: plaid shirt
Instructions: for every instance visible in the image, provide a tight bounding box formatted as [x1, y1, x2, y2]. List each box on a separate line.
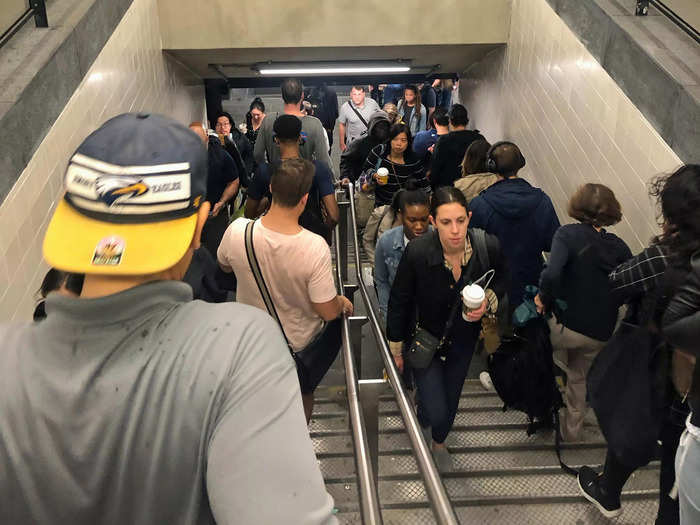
[609, 243, 669, 302]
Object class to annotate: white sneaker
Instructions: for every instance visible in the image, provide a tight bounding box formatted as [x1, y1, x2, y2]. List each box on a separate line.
[479, 371, 495, 391]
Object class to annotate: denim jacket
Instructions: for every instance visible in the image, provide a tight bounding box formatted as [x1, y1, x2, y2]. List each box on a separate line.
[375, 226, 407, 319]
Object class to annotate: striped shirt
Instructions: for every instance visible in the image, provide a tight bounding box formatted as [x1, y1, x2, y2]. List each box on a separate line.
[358, 144, 431, 207]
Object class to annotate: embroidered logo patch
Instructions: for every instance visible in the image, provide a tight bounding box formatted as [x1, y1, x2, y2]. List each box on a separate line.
[92, 236, 125, 266]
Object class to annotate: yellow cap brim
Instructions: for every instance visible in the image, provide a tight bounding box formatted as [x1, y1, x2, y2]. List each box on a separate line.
[43, 199, 197, 275]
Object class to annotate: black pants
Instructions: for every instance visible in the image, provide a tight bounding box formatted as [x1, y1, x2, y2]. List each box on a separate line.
[325, 128, 333, 155]
[413, 335, 477, 444]
[600, 399, 688, 524]
[201, 208, 230, 258]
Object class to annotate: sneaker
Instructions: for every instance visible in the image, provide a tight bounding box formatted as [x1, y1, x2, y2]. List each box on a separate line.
[432, 446, 454, 473]
[577, 466, 622, 518]
[479, 371, 495, 392]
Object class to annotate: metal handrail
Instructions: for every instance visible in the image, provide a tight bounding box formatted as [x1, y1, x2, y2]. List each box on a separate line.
[345, 183, 460, 525]
[333, 224, 383, 525]
[0, 0, 48, 50]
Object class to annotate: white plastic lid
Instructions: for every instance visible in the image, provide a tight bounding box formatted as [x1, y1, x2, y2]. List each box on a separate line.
[377, 167, 389, 176]
[462, 284, 485, 306]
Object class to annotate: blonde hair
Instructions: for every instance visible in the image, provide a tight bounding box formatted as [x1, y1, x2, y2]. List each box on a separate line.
[382, 103, 401, 124]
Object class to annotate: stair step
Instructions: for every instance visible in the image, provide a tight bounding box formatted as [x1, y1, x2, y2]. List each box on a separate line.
[374, 468, 659, 506]
[337, 498, 660, 525]
[309, 416, 350, 433]
[379, 425, 605, 453]
[312, 434, 354, 456]
[379, 410, 598, 431]
[380, 394, 504, 413]
[318, 456, 357, 481]
[378, 447, 610, 476]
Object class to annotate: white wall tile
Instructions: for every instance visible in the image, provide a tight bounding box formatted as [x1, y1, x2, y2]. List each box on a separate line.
[0, 0, 204, 321]
[460, 0, 682, 253]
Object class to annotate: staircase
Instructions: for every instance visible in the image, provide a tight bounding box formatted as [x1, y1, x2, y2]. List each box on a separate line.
[313, 380, 660, 524]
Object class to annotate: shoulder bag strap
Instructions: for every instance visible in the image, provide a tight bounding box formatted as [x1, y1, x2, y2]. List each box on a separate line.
[244, 220, 294, 354]
[438, 272, 470, 347]
[348, 102, 370, 130]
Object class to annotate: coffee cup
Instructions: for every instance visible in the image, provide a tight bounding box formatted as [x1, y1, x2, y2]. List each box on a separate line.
[462, 284, 485, 321]
[376, 167, 389, 185]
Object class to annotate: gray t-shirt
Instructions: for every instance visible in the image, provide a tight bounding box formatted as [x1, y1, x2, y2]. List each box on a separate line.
[0, 281, 336, 525]
[338, 98, 380, 144]
[253, 113, 332, 170]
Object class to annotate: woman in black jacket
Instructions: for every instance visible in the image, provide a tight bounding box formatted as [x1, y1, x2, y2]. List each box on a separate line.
[535, 184, 632, 442]
[387, 187, 508, 472]
[577, 164, 700, 523]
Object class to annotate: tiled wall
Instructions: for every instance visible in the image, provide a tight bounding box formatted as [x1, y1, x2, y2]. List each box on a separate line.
[460, 0, 682, 253]
[0, 0, 204, 322]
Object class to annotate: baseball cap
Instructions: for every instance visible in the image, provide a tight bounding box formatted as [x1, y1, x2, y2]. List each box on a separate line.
[273, 114, 302, 140]
[43, 113, 207, 275]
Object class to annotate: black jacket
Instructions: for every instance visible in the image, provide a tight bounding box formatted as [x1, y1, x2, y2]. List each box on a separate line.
[663, 252, 700, 424]
[340, 112, 390, 183]
[430, 129, 484, 190]
[539, 223, 632, 341]
[223, 129, 254, 187]
[387, 229, 508, 344]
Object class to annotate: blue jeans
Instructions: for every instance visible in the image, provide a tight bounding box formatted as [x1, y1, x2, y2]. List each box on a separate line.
[413, 337, 476, 444]
[676, 424, 700, 525]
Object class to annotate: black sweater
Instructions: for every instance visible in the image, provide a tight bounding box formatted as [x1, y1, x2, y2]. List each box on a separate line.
[430, 129, 484, 190]
[387, 229, 508, 344]
[539, 223, 632, 341]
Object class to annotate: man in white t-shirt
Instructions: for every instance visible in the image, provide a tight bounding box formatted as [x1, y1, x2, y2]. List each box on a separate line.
[218, 159, 353, 422]
[338, 85, 380, 152]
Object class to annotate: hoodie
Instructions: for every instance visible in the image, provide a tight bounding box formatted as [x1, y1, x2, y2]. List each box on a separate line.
[469, 177, 560, 307]
[539, 223, 632, 340]
[340, 111, 391, 183]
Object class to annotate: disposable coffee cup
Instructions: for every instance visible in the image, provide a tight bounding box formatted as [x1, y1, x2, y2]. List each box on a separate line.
[462, 284, 485, 321]
[376, 167, 389, 185]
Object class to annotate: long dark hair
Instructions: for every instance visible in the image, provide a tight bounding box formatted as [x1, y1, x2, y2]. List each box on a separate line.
[386, 122, 413, 160]
[650, 164, 700, 265]
[245, 97, 266, 131]
[403, 85, 422, 124]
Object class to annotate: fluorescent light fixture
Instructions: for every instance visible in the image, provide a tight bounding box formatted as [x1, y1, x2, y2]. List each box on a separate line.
[258, 64, 411, 75]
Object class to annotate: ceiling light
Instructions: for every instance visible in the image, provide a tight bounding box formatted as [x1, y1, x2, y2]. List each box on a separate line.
[257, 64, 411, 75]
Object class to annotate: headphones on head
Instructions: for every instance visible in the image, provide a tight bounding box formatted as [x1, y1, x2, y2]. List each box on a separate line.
[486, 141, 526, 174]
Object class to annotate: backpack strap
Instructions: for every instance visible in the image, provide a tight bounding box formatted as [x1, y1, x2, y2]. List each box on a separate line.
[470, 227, 491, 273]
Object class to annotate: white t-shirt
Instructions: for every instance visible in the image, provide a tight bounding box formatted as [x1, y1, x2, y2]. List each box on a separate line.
[218, 218, 337, 351]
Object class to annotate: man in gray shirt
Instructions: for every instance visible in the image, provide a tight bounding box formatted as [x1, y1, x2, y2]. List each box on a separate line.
[0, 113, 337, 525]
[254, 78, 332, 171]
[338, 85, 380, 152]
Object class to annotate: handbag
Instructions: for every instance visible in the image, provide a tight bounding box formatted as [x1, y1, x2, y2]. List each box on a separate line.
[244, 220, 341, 392]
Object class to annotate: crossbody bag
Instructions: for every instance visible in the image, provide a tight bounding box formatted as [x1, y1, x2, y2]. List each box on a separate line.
[348, 102, 370, 137]
[244, 220, 341, 391]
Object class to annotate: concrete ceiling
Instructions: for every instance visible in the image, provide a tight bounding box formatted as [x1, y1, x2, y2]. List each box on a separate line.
[167, 44, 503, 80]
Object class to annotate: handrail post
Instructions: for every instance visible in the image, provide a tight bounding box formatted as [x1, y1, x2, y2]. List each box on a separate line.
[337, 189, 349, 283]
[31, 0, 48, 27]
[359, 379, 385, 488]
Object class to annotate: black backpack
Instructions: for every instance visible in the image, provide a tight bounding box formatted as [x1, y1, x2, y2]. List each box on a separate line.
[488, 317, 564, 433]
